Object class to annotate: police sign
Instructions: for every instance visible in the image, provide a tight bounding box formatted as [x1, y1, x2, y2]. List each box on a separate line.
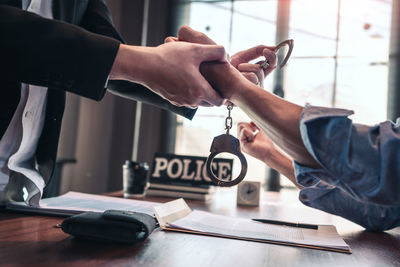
[150, 153, 233, 186]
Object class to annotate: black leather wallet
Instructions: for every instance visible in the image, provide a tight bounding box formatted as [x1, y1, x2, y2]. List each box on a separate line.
[61, 210, 157, 244]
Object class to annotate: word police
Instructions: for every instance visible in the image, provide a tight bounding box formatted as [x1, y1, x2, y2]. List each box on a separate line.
[151, 153, 233, 185]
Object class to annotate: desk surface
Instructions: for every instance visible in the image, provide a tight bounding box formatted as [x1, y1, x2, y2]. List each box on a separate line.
[1, 189, 399, 267]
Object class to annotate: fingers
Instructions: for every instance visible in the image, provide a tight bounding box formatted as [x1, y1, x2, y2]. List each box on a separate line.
[178, 26, 231, 62]
[262, 48, 277, 76]
[238, 63, 264, 86]
[237, 122, 249, 133]
[241, 72, 259, 85]
[223, 99, 234, 106]
[238, 63, 262, 73]
[199, 101, 213, 107]
[193, 73, 224, 106]
[194, 44, 226, 63]
[250, 121, 261, 131]
[230, 45, 274, 68]
[231, 46, 277, 86]
[238, 125, 256, 143]
[178, 25, 216, 45]
[165, 36, 178, 43]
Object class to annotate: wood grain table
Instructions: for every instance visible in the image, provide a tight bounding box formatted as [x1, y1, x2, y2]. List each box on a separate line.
[1, 188, 399, 267]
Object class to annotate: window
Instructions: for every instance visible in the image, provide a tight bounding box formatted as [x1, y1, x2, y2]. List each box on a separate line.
[173, 0, 392, 188]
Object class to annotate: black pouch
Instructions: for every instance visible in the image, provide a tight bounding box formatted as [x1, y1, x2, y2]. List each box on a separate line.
[61, 210, 157, 244]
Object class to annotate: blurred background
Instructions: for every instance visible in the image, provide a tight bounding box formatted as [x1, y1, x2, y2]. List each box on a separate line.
[55, 0, 399, 195]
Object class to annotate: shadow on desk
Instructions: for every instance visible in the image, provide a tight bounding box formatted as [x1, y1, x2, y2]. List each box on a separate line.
[344, 231, 400, 262]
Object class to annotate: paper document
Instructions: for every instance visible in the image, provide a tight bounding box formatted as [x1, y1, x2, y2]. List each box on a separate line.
[153, 199, 351, 254]
[7, 191, 158, 216]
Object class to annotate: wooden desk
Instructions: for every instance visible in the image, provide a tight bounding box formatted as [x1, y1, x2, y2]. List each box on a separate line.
[1, 189, 399, 266]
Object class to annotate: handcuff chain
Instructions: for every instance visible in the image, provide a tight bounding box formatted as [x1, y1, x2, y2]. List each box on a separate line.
[225, 104, 233, 134]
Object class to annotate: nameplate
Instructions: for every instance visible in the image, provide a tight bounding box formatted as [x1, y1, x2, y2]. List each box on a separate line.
[150, 153, 233, 186]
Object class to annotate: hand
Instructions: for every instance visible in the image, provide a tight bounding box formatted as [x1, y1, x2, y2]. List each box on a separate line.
[169, 26, 241, 102]
[231, 46, 277, 88]
[237, 122, 276, 161]
[170, 26, 277, 87]
[238, 121, 302, 188]
[199, 61, 245, 101]
[110, 41, 226, 108]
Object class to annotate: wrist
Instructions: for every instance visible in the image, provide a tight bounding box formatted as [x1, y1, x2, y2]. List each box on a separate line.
[263, 147, 298, 184]
[109, 44, 129, 80]
[109, 44, 156, 85]
[222, 69, 249, 102]
[262, 145, 279, 166]
[230, 77, 258, 103]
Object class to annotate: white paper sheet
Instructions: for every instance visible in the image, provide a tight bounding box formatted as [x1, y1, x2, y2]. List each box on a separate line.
[7, 191, 157, 216]
[153, 199, 351, 253]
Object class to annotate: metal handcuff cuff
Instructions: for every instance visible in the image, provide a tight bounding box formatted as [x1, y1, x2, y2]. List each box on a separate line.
[206, 39, 294, 187]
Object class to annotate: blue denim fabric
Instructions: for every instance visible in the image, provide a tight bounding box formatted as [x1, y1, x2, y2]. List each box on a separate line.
[293, 105, 400, 231]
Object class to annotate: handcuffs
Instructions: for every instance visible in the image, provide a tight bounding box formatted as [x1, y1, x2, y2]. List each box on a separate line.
[205, 39, 294, 187]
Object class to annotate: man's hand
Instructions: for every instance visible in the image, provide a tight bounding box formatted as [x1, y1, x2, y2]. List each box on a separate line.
[237, 121, 302, 188]
[110, 41, 226, 108]
[198, 61, 244, 101]
[172, 26, 277, 88]
[231, 45, 277, 88]
[237, 122, 276, 161]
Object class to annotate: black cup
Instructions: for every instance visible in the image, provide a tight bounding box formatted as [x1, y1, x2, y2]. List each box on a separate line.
[123, 160, 149, 198]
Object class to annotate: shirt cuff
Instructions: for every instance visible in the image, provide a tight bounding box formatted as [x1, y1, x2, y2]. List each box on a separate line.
[293, 160, 335, 203]
[293, 160, 337, 188]
[105, 75, 110, 88]
[299, 105, 354, 165]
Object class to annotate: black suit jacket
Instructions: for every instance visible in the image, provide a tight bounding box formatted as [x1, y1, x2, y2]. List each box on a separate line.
[0, 0, 196, 191]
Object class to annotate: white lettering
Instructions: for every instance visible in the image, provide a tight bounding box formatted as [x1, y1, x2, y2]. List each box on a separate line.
[152, 158, 168, 177]
[202, 162, 217, 182]
[167, 158, 183, 179]
[193, 160, 204, 181]
[218, 162, 231, 180]
[181, 159, 195, 180]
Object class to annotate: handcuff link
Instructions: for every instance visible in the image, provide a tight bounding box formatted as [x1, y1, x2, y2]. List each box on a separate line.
[206, 104, 248, 187]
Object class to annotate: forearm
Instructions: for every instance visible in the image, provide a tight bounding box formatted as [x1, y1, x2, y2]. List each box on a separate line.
[261, 146, 302, 189]
[231, 80, 319, 167]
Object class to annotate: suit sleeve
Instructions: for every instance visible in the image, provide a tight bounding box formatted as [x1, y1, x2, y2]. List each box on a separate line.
[0, 4, 120, 100]
[79, 0, 197, 120]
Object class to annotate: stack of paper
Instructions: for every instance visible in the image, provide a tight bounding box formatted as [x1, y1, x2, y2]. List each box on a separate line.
[153, 199, 351, 254]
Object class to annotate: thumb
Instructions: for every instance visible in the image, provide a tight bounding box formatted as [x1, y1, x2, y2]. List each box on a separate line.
[195, 44, 227, 63]
[164, 36, 178, 43]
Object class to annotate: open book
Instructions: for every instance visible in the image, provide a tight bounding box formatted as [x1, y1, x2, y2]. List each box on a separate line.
[153, 198, 351, 254]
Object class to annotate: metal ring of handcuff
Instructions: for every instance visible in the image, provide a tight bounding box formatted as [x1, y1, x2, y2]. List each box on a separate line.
[206, 134, 248, 187]
[263, 39, 294, 70]
[206, 39, 294, 187]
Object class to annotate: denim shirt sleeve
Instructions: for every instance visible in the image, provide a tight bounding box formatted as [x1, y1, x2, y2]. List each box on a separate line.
[294, 162, 400, 231]
[297, 105, 400, 206]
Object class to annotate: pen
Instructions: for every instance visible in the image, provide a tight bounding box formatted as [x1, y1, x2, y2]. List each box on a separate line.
[252, 218, 318, 230]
